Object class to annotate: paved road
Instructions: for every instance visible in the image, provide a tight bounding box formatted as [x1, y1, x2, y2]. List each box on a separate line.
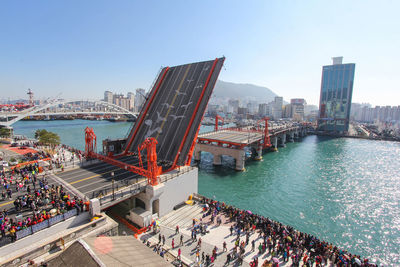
[125, 58, 225, 167]
[0, 156, 148, 214]
[0, 173, 70, 214]
[55, 156, 144, 199]
[199, 130, 264, 145]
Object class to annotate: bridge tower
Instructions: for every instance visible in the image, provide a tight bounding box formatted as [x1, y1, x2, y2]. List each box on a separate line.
[27, 89, 34, 106]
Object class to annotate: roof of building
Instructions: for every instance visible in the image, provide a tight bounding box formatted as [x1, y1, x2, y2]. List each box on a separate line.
[47, 241, 99, 267]
[47, 236, 172, 267]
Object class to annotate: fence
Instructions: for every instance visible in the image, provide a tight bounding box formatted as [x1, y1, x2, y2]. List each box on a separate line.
[97, 181, 147, 207]
[16, 209, 78, 240]
[91, 176, 144, 200]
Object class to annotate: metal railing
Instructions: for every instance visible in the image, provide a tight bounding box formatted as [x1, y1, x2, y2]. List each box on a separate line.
[199, 126, 308, 138]
[97, 166, 196, 207]
[98, 180, 147, 207]
[159, 166, 195, 184]
[15, 209, 80, 240]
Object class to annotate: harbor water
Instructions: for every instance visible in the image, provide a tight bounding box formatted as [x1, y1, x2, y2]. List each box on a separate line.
[12, 120, 400, 265]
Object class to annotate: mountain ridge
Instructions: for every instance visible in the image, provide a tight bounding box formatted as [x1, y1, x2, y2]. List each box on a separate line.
[213, 80, 279, 103]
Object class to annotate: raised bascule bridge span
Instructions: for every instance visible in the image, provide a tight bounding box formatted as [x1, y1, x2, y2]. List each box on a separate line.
[52, 58, 226, 226]
[194, 116, 310, 170]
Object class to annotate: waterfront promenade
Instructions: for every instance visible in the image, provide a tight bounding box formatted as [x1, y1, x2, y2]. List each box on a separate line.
[141, 204, 298, 266]
[140, 198, 376, 266]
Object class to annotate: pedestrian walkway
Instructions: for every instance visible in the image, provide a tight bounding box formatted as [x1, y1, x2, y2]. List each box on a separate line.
[141, 204, 254, 266]
[158, 204, 204, 229]
[142, 224, 239, 267]
[140, 204, 310, 266]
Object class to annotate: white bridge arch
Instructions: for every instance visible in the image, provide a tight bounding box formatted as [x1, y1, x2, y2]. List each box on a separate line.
[0, 100, 138, 127]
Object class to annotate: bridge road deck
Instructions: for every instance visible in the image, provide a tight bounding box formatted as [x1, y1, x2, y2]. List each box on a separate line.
[55, 156, 145, 199]
[198, 129, 264, 146]
[124, 58, 225, 166]
[0, 174, 72, 214]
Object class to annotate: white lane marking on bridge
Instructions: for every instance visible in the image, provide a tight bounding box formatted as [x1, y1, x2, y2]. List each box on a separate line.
[49, 173, 86, 200]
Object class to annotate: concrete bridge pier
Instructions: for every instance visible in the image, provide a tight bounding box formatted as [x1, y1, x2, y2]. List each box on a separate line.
[289, 131, 295, 142]
[272, 136, 278, 150]
[126, 167, 198, 227]
[235, 150, 246, 171]
[194, 143, 246, 171]
[279, 133, 286, 147]
[128, 183, 165, 227]
[293, 131, 299, 140]
[193, 149, 201, 161]
[254, 147, 263, 161]
[213, 154, 222, 165]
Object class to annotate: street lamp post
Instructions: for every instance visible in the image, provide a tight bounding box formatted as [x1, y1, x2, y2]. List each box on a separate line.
[111, 172, 115, 201]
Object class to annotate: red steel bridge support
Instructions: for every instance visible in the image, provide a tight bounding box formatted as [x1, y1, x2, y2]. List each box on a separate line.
[85, 127, 161, 186]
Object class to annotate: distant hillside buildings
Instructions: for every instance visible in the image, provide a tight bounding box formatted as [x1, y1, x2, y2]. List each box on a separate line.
[283, 99, 306, 121]
[351, 103, 400, 123]
[207, 95, 317, 122]
[257, 96, 283, 120]
[104, 89, 146, 112]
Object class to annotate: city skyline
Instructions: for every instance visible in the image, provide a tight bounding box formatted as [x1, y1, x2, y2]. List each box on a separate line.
[1, 1, 399, 106]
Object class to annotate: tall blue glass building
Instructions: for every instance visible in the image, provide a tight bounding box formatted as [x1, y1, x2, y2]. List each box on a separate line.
[318, 57, 355, 133]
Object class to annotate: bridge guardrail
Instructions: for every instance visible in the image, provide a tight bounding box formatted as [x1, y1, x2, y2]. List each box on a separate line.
[199, 126, 308, 137]
[96, 166, 195, 207]
[15, 209, 79, 241]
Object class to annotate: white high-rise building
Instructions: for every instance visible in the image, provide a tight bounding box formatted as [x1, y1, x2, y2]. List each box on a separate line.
[104, 91, 113, 104]
[272, 96, 283, 119]
[127, 92, 135, 111]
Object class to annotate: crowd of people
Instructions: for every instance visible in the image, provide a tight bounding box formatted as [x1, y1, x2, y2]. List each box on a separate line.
[50, 144, 83, 170]
[199, 197, 377, 267]
[1, 161, 86, 242]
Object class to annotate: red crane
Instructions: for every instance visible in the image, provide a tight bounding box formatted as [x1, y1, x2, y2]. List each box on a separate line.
[256, 117, 271, 149]
[84, 127, 161, 186]
[215, 115, 224, 131]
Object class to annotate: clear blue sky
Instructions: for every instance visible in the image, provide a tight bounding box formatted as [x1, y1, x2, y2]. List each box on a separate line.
[1, 0, 399, 106]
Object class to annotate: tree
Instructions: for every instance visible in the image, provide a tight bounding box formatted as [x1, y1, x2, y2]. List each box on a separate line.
[35, 129, 61, 146]
[0, 127, 11, 138]
[34, 129, 47, 139]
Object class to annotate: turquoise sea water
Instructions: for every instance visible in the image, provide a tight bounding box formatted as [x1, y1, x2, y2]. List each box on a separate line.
[13, 120, 400, 265]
